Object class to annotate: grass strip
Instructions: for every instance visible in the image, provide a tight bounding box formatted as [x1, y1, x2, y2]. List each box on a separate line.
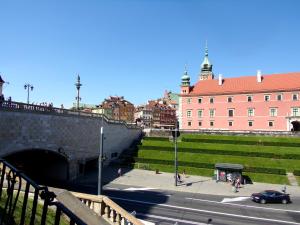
[182, 137, 300, 148]
[133, 163, 288, 185]
[134, 157, 286, 175]
[137, 150, 300, 172]
[138, 145, 300, 160]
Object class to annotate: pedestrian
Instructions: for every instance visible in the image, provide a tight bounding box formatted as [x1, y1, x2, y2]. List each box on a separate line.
[177, 173, 182, 183]
[282, 185, 287, 193]
[118, 168, 122, 177]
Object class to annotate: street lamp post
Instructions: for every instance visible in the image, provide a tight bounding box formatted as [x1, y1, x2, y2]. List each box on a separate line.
[98, 116, 104, 195]
[174, 125, 178, 186]
[24, 83, 34, 104]
[75, 75, 82, 110]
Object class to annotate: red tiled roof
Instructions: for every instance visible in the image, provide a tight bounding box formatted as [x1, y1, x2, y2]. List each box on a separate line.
[188, 72, 300, 96]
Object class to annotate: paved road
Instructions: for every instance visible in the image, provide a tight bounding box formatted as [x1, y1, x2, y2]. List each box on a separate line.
[103, 183, 300, 225]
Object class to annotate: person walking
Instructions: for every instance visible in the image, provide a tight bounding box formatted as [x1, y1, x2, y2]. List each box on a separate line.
[118, 168, 122, 177]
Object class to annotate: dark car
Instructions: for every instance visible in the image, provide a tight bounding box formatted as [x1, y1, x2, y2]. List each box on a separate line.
[251, 190, 291, 204]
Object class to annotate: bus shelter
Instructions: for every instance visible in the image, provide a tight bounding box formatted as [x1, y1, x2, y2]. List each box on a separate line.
[215, 163, 243, 182]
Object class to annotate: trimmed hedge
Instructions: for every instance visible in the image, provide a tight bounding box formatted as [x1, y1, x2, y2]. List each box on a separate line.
[134, 157, 286, 175]
[182, 137, 300, 148]
[294, 170, 300, 176]
[138, 145, 300, 160]
[143, 137, 169, 141]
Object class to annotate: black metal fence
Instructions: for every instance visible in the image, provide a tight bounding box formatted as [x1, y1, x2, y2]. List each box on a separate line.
[0, 100, 139, 129]
[0, 159, 86, 225]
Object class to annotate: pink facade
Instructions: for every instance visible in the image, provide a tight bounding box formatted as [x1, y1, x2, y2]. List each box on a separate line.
[180, 90, 300, 131]
[179, 48, 300, 131]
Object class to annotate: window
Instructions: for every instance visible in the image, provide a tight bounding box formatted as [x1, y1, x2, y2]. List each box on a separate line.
[293, 93, 298, 101]
[248, 121, 253, 127]
[210, 97, 214, 104]
[209, 109, 215, 117]
[277, 94, 282, 101]
[198, 98, 202, 104]
[210, 121, 214, 127]
[264, 95, 270, 102]
[248, 108, 254, 117]
[187, 98, 192, 104]
[187, 110, 192, 118]
[292, 107, 300, 116]
[188, 121, 192, 126]
[198, 121, 202, 126]
[269, 121, 274, 127]
[228, 121, 233, 127]
[247, 96, 252, 102]
[228, 97, 233, 103]
[198, 110, 203, 118]
[228, 109, 234, 117]
[270, 108, 277, 117]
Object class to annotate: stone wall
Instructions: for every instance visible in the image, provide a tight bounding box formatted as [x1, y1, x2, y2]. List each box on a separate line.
[0, 109, 141, 179]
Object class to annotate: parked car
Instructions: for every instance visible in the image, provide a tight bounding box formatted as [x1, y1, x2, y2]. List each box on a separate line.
[251, 190, 291, 204]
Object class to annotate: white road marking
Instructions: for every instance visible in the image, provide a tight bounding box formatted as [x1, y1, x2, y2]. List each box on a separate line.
[124, 187, 157, 191]
[105, 187, 120, 190]
[137, 213, 210, 225]
[221, 197, 250, 203]
[186, 197, 300, 213]
[110, 197, 300, 225]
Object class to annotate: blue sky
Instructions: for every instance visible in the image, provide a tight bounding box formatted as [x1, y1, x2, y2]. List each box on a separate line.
[1, 0, 300, 107]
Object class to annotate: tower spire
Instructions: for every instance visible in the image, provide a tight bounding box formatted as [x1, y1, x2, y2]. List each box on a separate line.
[199, 42, 214, 81]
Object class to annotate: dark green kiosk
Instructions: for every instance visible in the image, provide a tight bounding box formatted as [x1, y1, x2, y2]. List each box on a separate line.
[215, 163, 243, 182]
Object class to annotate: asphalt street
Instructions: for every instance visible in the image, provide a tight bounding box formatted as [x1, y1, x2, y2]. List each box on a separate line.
[103, 183, 300, 225]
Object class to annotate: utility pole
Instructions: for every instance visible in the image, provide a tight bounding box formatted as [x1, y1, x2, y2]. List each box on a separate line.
[75, 75, 82, 110]
[173, 119, 179, 186]
[24, 83, 34, 104]
[98, 116, 104, 195]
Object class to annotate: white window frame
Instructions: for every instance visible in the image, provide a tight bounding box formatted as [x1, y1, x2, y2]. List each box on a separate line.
[228, 109, 234, 117]
[248, 121, 253, 127]
[264, 95, 271, 102]
[210, 121, 214, 127]
[228, 121, 233, 127]
[209, 97, 214, 104]
[198, 97, 202, 104]
[187, 110, 192, 118]
[269, 108, 278, 117]
[187, 98, 192, 104]
[209, 109, 215, 118]
[248, 108, 254, 117]
[197, 109, 203, 118]
[247, 95, 253, 102]
[292, 107, 300, 116]
[277, 94, 283, 101]
[227, 96, 233, 103]
[292, 93, 299, 101]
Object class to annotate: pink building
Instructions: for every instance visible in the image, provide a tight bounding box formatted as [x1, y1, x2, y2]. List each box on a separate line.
[179, 48, 300, 131]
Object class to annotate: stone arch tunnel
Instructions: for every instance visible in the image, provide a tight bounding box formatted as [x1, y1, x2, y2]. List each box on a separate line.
[0, 103, 142, 183]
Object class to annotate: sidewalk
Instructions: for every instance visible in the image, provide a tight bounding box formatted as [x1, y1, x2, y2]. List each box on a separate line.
[109, 168, 300, 197]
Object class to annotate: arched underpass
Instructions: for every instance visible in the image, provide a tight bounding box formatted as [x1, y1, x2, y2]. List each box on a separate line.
[4, 149, 69, 186]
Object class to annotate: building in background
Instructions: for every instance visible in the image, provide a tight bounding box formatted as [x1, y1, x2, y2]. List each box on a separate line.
[101, 96, 135, 122]
[135, 100, 176, 129]
[179, 46, 300, 131]
[92, 106, 113, 119]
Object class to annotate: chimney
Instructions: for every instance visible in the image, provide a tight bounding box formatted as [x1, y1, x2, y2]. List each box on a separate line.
[257, 70, 262, 83]
[218, 74, 223, 85]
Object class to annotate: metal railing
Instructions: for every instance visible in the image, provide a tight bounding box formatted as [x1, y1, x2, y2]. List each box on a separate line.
[0, 159, 87, 225]
[0, 100, 140, 129]
[72, 192, 144, 225]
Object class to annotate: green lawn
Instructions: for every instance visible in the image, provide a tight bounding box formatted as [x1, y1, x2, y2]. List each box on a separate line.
[134, 134, 300, 185]
[137, 150, 300, 172]
[182, 134, 300, 144]
[0, 192, 68, 225]
[133, 163, 289, 184]
[141, 140, 300, 155]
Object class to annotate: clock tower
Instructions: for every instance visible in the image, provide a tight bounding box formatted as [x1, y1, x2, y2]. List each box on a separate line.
[199, 43, 214, 81]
